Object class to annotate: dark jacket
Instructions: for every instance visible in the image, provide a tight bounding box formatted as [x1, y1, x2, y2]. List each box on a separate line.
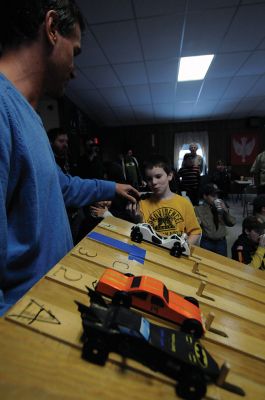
[231, 233, 265, 270]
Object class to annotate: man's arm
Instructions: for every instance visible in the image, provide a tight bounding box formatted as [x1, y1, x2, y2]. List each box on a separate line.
[57, 166, 139, 208]
[0, 108, 11, 311]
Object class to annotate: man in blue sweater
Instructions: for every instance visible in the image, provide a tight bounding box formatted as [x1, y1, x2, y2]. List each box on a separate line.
[0, 0, 138, 314]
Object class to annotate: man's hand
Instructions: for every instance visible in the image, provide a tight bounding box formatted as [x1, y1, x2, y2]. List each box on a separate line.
[115, 183, 140, 204]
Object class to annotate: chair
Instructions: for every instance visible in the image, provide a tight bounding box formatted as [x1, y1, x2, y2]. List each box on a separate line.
[242, 185, 257, 217]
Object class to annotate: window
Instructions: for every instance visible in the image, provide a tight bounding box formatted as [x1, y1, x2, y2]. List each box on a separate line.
[174, 131, 209, 175]
[177, 144, 204, 170]
[163, 285, 169, 303]
[133, 291, 148, 300]
[131, 276, 141, 288]
[151, 296, 164, 308]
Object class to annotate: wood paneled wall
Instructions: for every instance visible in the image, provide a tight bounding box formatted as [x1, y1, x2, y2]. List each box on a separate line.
[98, 118, 265, 177]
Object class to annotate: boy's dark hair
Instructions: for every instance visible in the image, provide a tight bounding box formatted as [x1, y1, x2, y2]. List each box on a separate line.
[0, 0, 85, 51]
[253, 194, 265, 214]
[242, 216, 265, 234]
[143, 154, 172, 175]
[47, 127, 67, 143]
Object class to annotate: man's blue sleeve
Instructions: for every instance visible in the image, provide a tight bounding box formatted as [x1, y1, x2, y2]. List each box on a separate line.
[0, 105, 10, 309]
[57, 166, 116, 208]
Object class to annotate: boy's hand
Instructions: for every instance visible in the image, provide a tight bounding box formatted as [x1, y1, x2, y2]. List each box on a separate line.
[89, 205, 107, 218]
[115, 184, 140, 203]
[259, 234, 265, 248]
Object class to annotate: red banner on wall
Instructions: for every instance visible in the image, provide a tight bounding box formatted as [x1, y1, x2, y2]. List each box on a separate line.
[231, 132, 261, 165]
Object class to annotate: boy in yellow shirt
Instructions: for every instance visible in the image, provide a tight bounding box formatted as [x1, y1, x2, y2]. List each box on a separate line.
[132, 155, 201, 245]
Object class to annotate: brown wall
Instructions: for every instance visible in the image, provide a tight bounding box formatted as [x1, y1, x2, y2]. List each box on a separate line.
[97, 118, 265, 177]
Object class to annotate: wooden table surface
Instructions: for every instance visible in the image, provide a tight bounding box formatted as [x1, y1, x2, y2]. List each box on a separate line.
[1, 216, 265, 400]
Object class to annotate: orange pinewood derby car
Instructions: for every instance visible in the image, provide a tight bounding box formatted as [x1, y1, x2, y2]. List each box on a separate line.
[95, 269, 205, 338]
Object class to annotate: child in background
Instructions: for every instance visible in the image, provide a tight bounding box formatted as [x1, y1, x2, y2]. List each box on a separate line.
[195, 183, 236, 256]
[231, 216, 265, 270]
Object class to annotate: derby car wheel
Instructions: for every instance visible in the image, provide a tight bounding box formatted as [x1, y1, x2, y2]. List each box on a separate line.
[124, 273, 135, 277]
[181, 318, 203, 338]
[131, 230, 143, 243]
[112, 291, 132, 308]
[184, 296, 200, 308]
[82, 337, 109, 366]
[176, 370, 206, 400]
[170, 242, 182, 257]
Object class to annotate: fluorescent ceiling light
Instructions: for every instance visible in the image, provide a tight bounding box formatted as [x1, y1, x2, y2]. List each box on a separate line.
[178, 54, 214, 81]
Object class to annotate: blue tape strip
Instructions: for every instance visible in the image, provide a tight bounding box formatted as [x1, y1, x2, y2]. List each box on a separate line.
[87, 232, 146, 264]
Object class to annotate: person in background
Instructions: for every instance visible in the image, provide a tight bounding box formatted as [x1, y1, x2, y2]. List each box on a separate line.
[250, 150, 265, 194]
[195, 184, 236, 256]
[231, 216, 265, 270]
[48, 128, 71, 174]
[48, 127, 87, 244]
[131, 154, 201, 245]
[182, 143, 205, 174]
[253, 194, 265, 223]
[0, 0, 138, 314]
[121, 148, 146, 190]
[210, 160, 231, 199]
[78, 136, 105, 179]
[77, 200, 113, 238]
[177, 154, 200, 205]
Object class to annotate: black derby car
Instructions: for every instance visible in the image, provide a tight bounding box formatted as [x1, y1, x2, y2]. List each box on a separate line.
[76, 290, 244, 400]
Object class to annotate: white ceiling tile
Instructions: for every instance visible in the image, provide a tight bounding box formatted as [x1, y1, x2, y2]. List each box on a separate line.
[188, 0, 239, 11]
[63, 1, 265, 126]
[113, 63, 148, 85]
[175, 102, 194, 118]
[76, 31, 108, 67]
[199, 77, 231, 100]
[112, 106, 136, 120]
[82, 65, 121, 88]
[207, 52, 250, 78]
[212, 99, 238, 116]
[68, 70, 95, 91]
[192, 100, 218, 117]
[247, 76, 265, 97]
[258, 37, 265, 50]
[91, 21, 143, 63]
[253, 98, 265, 114]
[124, 85, 152, 105]
[175, 81, 203, 101]
[223, 75, 260, 99]
[133, 104, 154, 118]
[232, 98, 262, 115]
[236, 51, 265, 76]
[73, 89, 108, 108]
[133, 0, 186, 18]
[146, 59, 178, 83]
[99, 87, 130, 107]
[150, 83, 177, 103]
[138, 15, 183, 60]
[220, 3, 265, 52]
[182, 8, 236, 55]
[77, 0, 133, 24]
[153, 103, 174, 118]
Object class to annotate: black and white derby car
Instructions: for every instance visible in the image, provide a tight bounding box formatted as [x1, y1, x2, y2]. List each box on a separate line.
[76, 290, 245, 400]
[130, 223, 190, 257]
